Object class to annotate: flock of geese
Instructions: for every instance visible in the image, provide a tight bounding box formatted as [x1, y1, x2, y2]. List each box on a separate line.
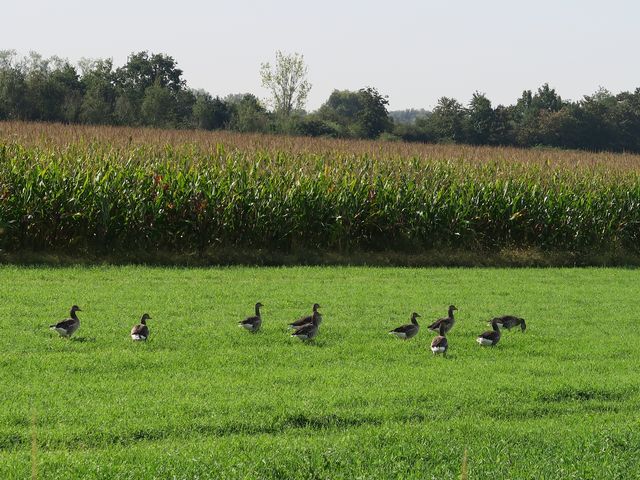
[49, 302, 526, 354]
[387, 305, 526, 355]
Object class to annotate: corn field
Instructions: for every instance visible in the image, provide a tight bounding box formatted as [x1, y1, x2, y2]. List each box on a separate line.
[1, 121, 640, 258]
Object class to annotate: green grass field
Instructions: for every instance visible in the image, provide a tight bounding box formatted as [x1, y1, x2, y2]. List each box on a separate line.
[1, 266, 639, 479]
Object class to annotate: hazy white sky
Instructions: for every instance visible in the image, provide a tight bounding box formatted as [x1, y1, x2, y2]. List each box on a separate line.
[2, 0, 639, 111]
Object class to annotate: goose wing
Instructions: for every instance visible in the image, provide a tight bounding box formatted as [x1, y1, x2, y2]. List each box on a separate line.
[51, 318, 76, 329]
[131, 324, 149, 337]
[478, 330, 498, 341]
[289, 314, 312, 328]
[292, 322, 312, 332]
[292, 323, 316, 336]
[508, 316, 524, 328]
[431, 335, 448, 348]
[390, 323, 414, 334]
[240, 315, 260, 326]
[493, 315, 516, 326]
[428, 318, 447, 331]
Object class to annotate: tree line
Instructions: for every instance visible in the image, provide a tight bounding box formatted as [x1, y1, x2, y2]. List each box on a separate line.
[1, 50, 639, 153]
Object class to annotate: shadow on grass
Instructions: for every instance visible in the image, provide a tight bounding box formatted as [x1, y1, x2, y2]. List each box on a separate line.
[70, 336, 96, 343]
[289, 339, 328, 348]
[432, 353, 455, 360]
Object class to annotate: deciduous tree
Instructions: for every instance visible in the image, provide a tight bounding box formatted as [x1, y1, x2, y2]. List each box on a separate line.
[260, 51, 311, 116]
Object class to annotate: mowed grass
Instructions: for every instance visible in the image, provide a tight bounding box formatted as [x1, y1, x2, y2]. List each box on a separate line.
[0, 266, 639, 479]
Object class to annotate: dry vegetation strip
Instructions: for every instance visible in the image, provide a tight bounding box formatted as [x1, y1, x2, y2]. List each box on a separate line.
[3, 121, 640, 171]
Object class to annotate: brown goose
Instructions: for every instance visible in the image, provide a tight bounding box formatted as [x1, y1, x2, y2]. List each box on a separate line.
[291, 311, 321, 341]
[477, 319, 501, 346]
[389, 312, 420, 339]
[238, 302, 263, 332]
[50, 305, 82, 338]
[492, 315, 526, 332]
[288, 303, 322, 329]
[428, 305, 458, 334]
[430, 322, 448, 356]
[131, 313, 152, 341]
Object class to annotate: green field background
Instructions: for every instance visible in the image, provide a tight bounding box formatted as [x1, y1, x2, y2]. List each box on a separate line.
[0, 266, 639, 479]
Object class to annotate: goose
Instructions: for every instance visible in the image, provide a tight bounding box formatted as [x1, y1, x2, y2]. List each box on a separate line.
[430, 322, 448, 356]
[291, 311, 321, 341]
[477, 319, 501, 346]
[428, 305, 458, 334]
[131, 313, 152, 341]
[492, 315, 526, 332]
[50, 305, 82, 338]
[389, 312, 420, 339]
[288, 303, 322, 329]
[238, 302, 264, 332]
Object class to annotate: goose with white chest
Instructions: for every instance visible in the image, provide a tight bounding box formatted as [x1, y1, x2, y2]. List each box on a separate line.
[131, 313, 152, 341]
[477, 319, 501, 346]
[238, 302, 264, 333]
[50, 305, 82, 338]
[389, 312, 420, 339]
[430, 322, 448, 356]
[291, 310, 321, 341]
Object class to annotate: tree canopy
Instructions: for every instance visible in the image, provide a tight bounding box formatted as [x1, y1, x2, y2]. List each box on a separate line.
[1, 50, 640, 153]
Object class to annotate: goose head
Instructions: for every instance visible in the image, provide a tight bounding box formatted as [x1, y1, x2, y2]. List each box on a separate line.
[140, 313, 152, 324]
[312, 303, 321, 311]
[411, 312, 421, 324]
